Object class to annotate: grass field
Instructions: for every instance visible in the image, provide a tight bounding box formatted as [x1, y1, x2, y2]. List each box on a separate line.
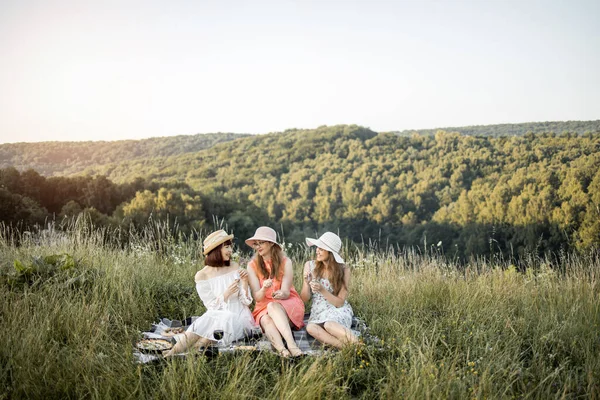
[1, 219, 599, 399]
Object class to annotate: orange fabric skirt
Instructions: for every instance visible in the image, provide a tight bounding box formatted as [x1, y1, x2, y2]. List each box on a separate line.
[250, 258, 305, 329]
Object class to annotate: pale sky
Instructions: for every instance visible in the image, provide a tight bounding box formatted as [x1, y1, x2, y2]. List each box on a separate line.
[1, 0, 598, 143]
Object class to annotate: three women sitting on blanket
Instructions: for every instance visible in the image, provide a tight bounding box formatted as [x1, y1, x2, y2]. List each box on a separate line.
[163, 230, 256, 356]
[164, 227, 357, 357]
[246, 226, 305, 357]
[300, 232, 359, 348]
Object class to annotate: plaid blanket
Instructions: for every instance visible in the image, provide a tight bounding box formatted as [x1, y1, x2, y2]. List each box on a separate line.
[134, 314, 371, 363]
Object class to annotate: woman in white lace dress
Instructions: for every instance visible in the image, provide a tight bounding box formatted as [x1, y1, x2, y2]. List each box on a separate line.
[300, 232, 359, 348]
[163, 230, 256, 356]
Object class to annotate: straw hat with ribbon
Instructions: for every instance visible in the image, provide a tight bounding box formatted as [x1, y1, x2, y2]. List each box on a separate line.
[245, 226, 282, 249]
[203, 229, 234, 255]
[305, 232, 344, 263]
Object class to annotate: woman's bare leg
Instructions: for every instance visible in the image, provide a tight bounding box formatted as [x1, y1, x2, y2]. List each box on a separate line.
[266, 302, 302, 356]
[306, 323, 344, 348]
[163, 331, 201, 357]
[193, 336, 213, 350]
[261, 315, 290, 357]
[323, 321, 358, 345]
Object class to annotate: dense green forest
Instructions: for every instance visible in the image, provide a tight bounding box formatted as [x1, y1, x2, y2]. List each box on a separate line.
[0, 132, 248, 177]
[394, 120, 600, 137]
[0, 167, 269, 242]
[2, 121, 598, 178]
[1, 124, 599, 260]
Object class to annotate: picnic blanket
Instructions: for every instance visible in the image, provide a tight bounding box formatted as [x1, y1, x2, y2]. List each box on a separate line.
[134, 314, 373, 364]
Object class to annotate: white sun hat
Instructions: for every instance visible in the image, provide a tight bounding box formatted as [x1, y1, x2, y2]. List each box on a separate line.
[305, 232, 344, 263]
[245, 226, 282, 249]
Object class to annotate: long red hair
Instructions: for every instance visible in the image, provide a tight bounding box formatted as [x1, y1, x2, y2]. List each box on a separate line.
[254, 244, 285, 280]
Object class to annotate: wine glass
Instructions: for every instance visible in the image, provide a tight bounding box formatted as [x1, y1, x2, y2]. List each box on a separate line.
[213, 330, 224, 347]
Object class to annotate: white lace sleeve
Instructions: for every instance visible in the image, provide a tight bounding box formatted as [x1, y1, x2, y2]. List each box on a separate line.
[238, 284, 253, 306]
[196, 281, 226, 310]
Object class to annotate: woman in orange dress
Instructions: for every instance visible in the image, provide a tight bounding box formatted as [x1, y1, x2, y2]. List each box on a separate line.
[246, 226, 305, 357]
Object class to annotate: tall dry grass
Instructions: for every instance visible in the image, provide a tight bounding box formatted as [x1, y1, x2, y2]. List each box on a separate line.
[1, 219, 598, 399]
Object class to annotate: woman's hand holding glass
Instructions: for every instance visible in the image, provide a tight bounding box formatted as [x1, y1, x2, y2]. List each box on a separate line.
[309, 280, 324, 294]
[262, 278, 273, 289]
[238, 269, 249, 283]
[272, 289, 289, 300]
[304, 272, 313, 283]
[224, 279, 240, 300]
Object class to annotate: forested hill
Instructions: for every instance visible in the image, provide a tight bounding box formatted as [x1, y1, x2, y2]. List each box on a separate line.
[0, 132, 249, 176]
[1, 123, 600, 259]
[2, 121, 598, 180]
[50, 124, 600, 255]
[393, 120, 600, 137]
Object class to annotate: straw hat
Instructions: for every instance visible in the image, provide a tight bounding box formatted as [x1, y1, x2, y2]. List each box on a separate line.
[203, 230, 234, 255]
[306, 232, 344, 263]
[245, 226, 282, 249]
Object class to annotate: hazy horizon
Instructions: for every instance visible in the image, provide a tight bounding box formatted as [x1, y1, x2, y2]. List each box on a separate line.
[1, 0, 599, 144]
[2, 119, 600, 145]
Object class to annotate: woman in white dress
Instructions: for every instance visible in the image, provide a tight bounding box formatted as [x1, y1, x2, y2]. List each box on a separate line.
[163, 230, 256, 356]
[300, 232, 358, 348]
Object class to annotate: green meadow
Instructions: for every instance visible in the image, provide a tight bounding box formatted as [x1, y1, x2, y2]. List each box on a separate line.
[1, 219, 599, 399]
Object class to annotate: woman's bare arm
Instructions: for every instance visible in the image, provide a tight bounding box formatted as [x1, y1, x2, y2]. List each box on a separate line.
[300, 261, 312, 302]
[247, 263, 267, 302]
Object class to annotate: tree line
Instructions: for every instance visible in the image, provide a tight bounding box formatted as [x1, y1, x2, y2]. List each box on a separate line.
[393, 120, 600, 137]
[0, 167, 269, 242]
[1, 124, 599, 260]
